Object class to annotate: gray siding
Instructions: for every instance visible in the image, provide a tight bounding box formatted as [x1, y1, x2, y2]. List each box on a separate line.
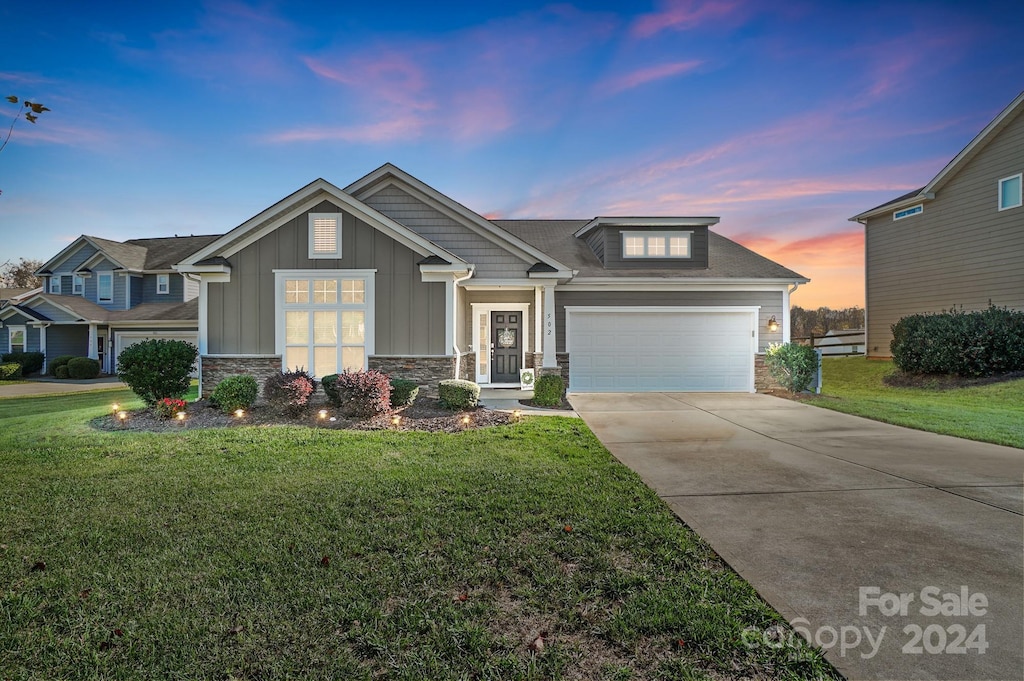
[84, 260, 127, 310]
[584, 229, 605, 263]
[364, 185, 531, 278]
[599, 226, 710, 269]
[207, 200, 446, 356]
[33, 301, 78, 322]
[52, 243, 98, 275]
[140, 273, 184, 303]
[554, 289, 784, 353]
[865, 108, 1024, 357]
[183, 274, 200, 302]
[2, 312, 37, 354]
[47, 325, 89, 358]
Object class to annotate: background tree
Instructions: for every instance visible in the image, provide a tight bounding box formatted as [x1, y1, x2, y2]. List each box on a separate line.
[2, 95, 50, 196]
[0, 258, 44, 288]
[790, 306, 864, 338]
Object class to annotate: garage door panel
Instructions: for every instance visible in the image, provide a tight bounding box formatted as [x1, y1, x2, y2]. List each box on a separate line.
[568, 310, 754, 393]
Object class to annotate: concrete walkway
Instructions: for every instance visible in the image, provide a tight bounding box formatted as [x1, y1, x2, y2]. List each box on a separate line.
[0, 376, 127, 398]
[570, 392, 1023, 681]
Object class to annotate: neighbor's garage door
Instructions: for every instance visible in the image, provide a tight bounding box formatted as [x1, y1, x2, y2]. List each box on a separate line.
[115, 332, 199, 377]
[567, 309, 756, 392]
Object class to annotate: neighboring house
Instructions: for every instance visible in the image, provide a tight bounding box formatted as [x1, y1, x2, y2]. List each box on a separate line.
[815, 329, 865, 356]
[175, 164, 807, 394]
[0, 235, 219, 373]
[851, 90, 1024, 358]
[0, 287, 40, 306]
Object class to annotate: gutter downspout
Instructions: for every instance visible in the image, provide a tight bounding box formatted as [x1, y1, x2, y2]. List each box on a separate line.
[450, 268, 475, 380]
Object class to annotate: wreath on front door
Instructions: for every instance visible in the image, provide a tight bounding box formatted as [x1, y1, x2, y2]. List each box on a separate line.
[497, 327, 516, 348]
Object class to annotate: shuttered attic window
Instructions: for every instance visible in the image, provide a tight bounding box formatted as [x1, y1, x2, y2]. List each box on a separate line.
[309, 214, 342, 258]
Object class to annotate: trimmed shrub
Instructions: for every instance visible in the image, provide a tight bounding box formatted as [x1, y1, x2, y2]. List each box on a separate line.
[116, 339, 198, 406]
[438, 379, 480, 410]
[210, 374, 259, 413]
[263, 369, 316, 416]
[1, 351, 44, 376]
[55, 365, 69, 379]
[0, 363, 22, 380]
[764, 342, 818, 392]
[389, 378, 419, 409]
[66, 357, 101, 380]
[48, 355, 76, 377]
[533, 374, 564, 407]
[322, 369, 391, 417]
[155, 397, 188, 419]
[891, 306, 1024, 377]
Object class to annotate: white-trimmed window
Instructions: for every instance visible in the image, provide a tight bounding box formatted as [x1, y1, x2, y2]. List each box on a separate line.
[622, 231, 691, 259]
[98, 272, 113, 303]
[998, 174, 1022, 211]
[308, 213, 342, 258]
[893, 204, 923, 220]
[8, 326, 26, 353]
[72, 275, 85, 295]
[276, 270, 375, 378]
[156, 274, 170, 295]
[49, 277, 61, 294]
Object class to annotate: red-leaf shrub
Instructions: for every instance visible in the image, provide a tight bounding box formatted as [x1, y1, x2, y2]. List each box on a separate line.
[155, 397, 187, 419]
[321, 369, 392, 417]
[263, 369, 316, 416]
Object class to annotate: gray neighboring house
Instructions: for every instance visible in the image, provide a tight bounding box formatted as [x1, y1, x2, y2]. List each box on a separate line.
[851, 90, 1024, 358]
[176, 164, 807, 395]
[0, 235, 219, 373]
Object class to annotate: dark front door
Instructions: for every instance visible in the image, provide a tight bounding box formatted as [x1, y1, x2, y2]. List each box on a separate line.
[490, 311, 521, 383]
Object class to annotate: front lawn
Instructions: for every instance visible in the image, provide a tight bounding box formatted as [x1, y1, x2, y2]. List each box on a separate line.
[0, 394, 836, 680]
[807, 357, 1024, 448]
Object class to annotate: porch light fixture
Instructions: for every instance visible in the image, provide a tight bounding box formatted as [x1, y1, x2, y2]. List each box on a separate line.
[767, 315, 779, 332]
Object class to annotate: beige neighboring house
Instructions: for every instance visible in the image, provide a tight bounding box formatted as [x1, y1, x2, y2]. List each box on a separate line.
[851, 91, 1024, 358]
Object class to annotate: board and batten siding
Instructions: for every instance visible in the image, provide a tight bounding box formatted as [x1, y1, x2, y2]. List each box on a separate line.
[206, 200, 447, 356]
[554, 289, 785, 353]
[865, 107, 1024, 357]
[363, 185, 531, 278]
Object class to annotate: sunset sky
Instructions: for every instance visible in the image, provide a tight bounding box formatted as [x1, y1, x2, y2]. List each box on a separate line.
[2, 1, 1022, 307]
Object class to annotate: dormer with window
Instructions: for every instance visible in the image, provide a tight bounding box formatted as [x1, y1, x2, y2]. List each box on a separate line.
[574, 217, 718, 269]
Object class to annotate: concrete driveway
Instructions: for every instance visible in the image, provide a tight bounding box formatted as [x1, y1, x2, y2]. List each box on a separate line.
[571, 392, 1024, 681]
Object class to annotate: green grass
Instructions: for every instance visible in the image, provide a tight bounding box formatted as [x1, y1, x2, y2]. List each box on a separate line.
[0, 392, 838, 680]
[807, 357, 1024, 448]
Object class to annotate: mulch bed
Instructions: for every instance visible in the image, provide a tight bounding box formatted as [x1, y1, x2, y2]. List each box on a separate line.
[92, 395, 514, 433]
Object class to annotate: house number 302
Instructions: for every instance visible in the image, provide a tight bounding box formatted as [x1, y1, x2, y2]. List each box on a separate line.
[546, 312, 553, 336]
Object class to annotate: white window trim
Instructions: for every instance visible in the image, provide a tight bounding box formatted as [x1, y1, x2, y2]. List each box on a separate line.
[8, 325, 27, 353]
[72, 274, 85, 295]
[273, 269, 376, 377]
[470, 303, 531, 385]
[49, 276, 61, 294]
[156, 274, 170, 295]
[308, 213, 342, 259]
[893, 204, 923, 220]
[97, 271, 114, 303]
[998, 173, 1022, 211]
[621, 231, 692, 259]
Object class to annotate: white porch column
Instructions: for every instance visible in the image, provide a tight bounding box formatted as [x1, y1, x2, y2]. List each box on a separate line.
[87, 324, 98, 360]
[445, 278, 455, 353]
[39, 325, 47, 372]
[198, 277, 209, 355]
[782, 286, 791, 344]
[542, 284, 557, 368]
[534, 286, 542, 357]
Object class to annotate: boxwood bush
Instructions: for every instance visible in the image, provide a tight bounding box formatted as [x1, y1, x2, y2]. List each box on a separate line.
[116, 339, 198, 406]
[891, 306, 1024, 377]
[438, 379, 480, 410]
[263, 369, 316, 416]
[55, 366, 69, 379]
[533, 374, 564, 407]
[47, 355, 76, 377]
[67, 356, 101, 380]
[322, 369, 391, 417]
[764, 342, 818, 393]
[389, 378, 420, 408]
[0, 362, 22, 380]
[210, 374, 259, 413]
[1, 351, 44, 376]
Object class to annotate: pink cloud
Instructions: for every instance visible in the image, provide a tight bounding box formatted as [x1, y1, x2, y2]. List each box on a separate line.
[631, 0, 746, 38]
[598, 60, 703, 95]
[264, 115, 426, 144]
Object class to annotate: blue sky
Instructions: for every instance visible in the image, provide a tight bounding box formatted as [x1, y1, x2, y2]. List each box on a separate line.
[2, 0, 1022, 306]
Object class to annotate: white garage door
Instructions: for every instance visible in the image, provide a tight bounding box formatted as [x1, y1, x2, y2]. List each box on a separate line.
[115, 332, 199, 377]
[567, 308, 756, 392]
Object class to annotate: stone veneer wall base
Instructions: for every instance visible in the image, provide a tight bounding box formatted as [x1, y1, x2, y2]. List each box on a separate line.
[754, 354, 786, 392]
[368, 355, 461, 396]
[200, 355, 282, 398]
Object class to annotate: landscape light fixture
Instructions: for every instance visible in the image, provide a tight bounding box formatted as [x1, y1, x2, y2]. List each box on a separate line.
[117, 411, 128, 422]
[111, 403, 120, 413]
[391, 415, 401, 427]
[461, 415, 470, 427]
[767, 315, 779, 332]
[318, 409, 328, 420]
[234, 409, 245, 418]
[176, 412, 186, 421]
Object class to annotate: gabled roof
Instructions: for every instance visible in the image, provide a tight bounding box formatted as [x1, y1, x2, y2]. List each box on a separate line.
[851, 90, 1024, 221]
[494, 220, 807, 281]
[345, 163, 574, 276]
[0, 303, 52, 322]
[10, 294, 198, 324]
[179, 177, 468, 269]
[574, 216, 720, 239]
[37, 234, 218, 275]
[125, 235, 222, 270]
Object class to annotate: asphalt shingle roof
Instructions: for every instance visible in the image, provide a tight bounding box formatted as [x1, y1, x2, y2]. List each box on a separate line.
[36, 295, 198, 323]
